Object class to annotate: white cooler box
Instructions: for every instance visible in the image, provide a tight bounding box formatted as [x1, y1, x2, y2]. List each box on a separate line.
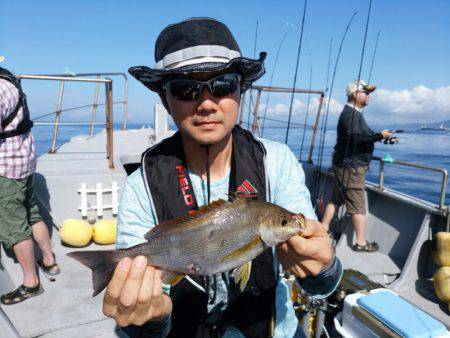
[334, 288, 450, 338]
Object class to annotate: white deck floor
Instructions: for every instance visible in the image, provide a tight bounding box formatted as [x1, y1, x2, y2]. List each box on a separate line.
[0, 127, 162, 338]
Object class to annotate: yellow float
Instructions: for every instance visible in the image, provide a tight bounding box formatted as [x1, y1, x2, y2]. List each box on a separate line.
[93, 219, 117, 245]
[59, 219, 93, 247]
[432, 232, 450, 267]
[433, 267, 450, 303]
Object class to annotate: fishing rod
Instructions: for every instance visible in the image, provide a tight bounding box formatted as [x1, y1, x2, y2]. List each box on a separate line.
[310, 39, 333, 206]
[314, 39, 333, 166]
[246, 20, 259, 131]
[285, 0, 308, 144]
[261, 23, 297, 137]
[311, 11, 358, 206]
[334, 0, 374, 231]
[367, 30, 380, 84]
[299, 67, 312, 160]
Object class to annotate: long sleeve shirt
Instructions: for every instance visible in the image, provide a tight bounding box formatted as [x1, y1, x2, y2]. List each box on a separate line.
[333, 104, 383, 168]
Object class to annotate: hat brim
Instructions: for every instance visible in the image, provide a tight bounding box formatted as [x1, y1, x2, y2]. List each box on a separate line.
[363, 84, 376, 93]
[129, 52, 266, 92]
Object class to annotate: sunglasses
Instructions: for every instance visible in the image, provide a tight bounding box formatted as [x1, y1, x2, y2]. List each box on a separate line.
[163, 73, 241, 102]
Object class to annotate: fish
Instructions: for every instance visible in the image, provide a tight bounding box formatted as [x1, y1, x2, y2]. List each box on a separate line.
[67, 196, 307, 296]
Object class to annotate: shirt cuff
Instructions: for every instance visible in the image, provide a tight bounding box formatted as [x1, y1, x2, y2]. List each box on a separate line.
[119, 314, 172, 338]
[296, 256, 343, 299]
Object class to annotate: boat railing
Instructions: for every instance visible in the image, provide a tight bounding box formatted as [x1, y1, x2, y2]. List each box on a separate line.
[17, 74, 115, 169]
[29, 72, 129, 133]
[242, 85, 448, 217]
[241, 85, 325, 163]
[372, 156, 448, 211]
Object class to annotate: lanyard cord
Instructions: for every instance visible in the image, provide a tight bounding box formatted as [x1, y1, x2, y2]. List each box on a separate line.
[205, 145, 211, 205]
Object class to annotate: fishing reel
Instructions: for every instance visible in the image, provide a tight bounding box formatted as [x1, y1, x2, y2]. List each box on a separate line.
[383, 136, 399, 145]
[383, 129, 402, 145]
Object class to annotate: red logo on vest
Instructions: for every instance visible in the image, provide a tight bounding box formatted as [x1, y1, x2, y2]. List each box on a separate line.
[236, 179, 257, 197]
[176, 165, 194, 206]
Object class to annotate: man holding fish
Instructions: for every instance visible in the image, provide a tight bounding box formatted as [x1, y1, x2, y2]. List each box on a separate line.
[69, 18, 342, 337]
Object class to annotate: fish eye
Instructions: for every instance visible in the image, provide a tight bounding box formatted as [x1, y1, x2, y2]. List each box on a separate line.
[281, 219, 287, 226]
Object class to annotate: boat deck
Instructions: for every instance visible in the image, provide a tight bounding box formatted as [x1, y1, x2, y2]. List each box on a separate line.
[0, 127, 162, 338]
[0, 125, 448, 337]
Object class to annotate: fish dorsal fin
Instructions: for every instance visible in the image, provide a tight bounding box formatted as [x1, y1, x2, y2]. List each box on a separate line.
[177, 199, 231, 222]
[144, 199, 231, 241]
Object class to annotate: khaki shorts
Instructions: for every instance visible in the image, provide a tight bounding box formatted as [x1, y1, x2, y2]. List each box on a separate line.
[0, 175, 43, 250]
[330, 165, 367, 215]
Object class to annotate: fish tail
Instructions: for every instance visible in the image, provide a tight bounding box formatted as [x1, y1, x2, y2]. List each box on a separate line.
[67, 250, 120, 297]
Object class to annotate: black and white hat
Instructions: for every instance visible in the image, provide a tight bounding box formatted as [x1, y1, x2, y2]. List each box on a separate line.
[129, 17, 266, 92]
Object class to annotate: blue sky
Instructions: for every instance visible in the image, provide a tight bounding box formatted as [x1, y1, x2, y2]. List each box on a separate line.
[1, 0, 449, 126]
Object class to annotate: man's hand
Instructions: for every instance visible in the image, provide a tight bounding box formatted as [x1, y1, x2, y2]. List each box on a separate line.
[276, 219, 333, 278]
[381, 129, 393, 139]
[103, 256, 172, 327]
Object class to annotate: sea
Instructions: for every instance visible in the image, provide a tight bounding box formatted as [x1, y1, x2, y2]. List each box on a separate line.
[33, 124, 450, 206]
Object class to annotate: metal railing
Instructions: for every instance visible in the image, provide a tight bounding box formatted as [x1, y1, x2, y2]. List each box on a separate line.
[18, 74, 115, 169]
[33, 72, 129, 131]
[240, 85, 325, 163]
[372, 156, 448, 210]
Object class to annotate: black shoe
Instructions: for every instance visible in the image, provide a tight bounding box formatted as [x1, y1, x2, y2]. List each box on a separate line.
[352, 241, 379, 252]
[1, 283, 44, 305]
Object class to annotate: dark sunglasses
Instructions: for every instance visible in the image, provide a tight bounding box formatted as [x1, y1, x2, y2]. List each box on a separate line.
[163, 73, 241, 101]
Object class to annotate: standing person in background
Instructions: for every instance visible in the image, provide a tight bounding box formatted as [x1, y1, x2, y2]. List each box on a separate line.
[321, 80, 392, 252]
[0, 56, 60, 305]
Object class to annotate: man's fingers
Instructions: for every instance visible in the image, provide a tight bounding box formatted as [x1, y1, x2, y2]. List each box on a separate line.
[117, 256, 148, 316]
[301, 219, 327, 237]
[103, 257, 132, 316]
[285, 235, 318, 258]
[134, 266, 156, 316]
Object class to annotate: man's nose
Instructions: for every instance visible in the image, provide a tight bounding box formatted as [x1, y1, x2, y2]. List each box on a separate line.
[197, 86, 218, 113]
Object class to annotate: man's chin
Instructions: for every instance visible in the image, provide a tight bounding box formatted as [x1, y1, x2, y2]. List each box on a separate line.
[191, 129, 228, 146]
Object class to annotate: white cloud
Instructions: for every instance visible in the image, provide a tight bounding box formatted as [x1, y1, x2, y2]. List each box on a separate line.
[262, 97, 343, 117]
[368, 85, 450, 124]
[256, 85, 450, 125]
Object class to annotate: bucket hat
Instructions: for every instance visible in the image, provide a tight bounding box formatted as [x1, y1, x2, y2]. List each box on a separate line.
[129, 17, 266, 92]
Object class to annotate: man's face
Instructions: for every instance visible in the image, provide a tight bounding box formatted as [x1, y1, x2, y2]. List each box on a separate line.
[163, 72, 241, 145]
[352, 90, 370, 106]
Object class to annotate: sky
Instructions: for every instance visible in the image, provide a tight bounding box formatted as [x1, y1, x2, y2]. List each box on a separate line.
[1, 0, 449, 127]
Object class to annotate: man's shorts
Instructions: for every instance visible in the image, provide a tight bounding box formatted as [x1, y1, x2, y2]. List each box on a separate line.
[0, 175, 43, 250]
[330, 165, 368, 215]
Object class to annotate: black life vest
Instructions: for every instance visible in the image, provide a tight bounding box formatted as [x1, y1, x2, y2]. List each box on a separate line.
[141, 126, 277, 338]
[0, 67, 33, 139]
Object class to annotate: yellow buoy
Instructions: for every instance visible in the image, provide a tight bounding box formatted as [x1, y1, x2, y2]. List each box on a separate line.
[432, 232, 450, 267]
[434, 267, 450, 303]
[59, 219, 93, 247]
[93, 219, 117, 245]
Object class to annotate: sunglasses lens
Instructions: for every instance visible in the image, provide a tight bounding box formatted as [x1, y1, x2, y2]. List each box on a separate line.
[167, 80, 201, 101]
[211, 74, 239, 97]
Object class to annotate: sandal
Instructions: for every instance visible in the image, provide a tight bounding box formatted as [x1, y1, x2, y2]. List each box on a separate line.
[38, 253, 61, 278]
[1, 283, 44, 305]
[38, 261, 61, 277]
[352, 241, 379, 252]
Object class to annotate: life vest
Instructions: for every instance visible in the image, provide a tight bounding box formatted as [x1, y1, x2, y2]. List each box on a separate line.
[0, 67, 33, 139]
[141, 126, 277, 337]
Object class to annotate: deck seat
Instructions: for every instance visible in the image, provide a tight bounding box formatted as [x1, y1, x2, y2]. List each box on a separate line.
[335, 243, 401, 285]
